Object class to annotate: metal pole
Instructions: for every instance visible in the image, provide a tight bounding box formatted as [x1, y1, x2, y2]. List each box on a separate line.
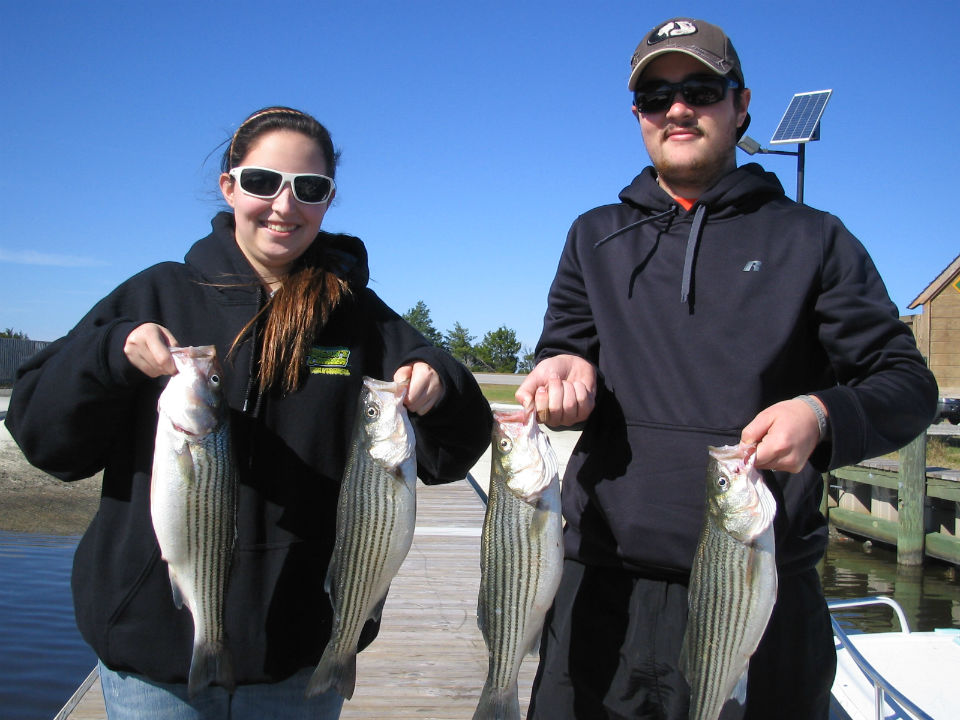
[796, 143, 806, 204]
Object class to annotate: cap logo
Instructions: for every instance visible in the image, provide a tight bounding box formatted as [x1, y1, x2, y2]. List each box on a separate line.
[649, 20, 698, 45]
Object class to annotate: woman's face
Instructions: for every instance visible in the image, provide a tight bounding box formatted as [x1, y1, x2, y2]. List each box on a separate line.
[219, 129, 334, 287]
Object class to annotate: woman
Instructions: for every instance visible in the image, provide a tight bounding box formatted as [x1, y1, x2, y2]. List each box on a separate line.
[5, 107, 492, 718]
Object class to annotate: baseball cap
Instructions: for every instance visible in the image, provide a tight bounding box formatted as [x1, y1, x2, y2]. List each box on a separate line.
[628, 18, 744, 91]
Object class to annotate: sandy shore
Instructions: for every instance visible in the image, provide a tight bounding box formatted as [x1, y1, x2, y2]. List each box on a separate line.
[0, 435, 101, 535]
[0, 392, 101, 535]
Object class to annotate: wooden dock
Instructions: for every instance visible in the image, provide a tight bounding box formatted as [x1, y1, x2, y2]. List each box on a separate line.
[58, 476, 538, 719]
[825, 432, 960, 566]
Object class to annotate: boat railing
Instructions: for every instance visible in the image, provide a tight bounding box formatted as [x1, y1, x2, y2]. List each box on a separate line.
[828, 596, 934, 720]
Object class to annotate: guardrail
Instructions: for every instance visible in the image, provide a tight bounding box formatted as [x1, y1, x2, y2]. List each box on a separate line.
[828, 596, 934, 720]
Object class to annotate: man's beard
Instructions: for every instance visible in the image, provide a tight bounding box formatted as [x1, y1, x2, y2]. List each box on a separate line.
[653, 124, 738, 195]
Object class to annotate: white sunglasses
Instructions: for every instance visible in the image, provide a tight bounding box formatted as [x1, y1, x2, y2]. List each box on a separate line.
[228, 166, 335, 204]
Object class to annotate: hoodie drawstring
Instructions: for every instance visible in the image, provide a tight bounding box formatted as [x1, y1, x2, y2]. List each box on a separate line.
[680, 204, 707, 305]
[241, 287, 264, 414]
[593, 207, 677, 249]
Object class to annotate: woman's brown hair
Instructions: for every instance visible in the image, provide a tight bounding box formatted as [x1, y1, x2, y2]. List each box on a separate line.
[223, 107, 350, 393]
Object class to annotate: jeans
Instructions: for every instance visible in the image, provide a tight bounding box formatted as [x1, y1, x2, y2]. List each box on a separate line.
[98, 661, 345, 720]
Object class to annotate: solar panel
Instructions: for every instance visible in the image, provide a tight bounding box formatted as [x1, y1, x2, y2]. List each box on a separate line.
[770, 90, 832, 145]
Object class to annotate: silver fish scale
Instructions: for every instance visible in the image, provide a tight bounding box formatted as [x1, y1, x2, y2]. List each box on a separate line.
[681, 514, 776, 720]
[151, 345, 237, 697]
[306, 377, 417, 699]
[327, 448, 411, 653]
[479, 476, 544, 690]
[182, 424, 236, 655]
[476, 448, 561, 720]
[152, 407, 237, 697]
[309, 386, 417, 701]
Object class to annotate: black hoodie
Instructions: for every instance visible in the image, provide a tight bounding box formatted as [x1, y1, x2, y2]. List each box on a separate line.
[536, 164, 937, 578]
[4, 212, 493, 685]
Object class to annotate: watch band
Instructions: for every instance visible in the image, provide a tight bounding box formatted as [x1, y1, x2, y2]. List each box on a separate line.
[796, 394, 828, 441]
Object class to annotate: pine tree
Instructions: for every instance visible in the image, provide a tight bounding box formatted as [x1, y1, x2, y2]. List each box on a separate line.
[402, 301, 443, 346]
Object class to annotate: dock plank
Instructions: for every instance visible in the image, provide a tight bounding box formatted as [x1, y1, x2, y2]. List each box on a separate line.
[61, 478, 538, 719]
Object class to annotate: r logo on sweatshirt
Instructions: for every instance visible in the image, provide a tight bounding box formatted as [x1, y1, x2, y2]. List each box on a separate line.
[743, 260, 762, 272]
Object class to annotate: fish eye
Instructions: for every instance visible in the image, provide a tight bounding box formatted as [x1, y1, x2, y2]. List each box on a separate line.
[498, 438, 512, 453]
[365, 405, 380, 419]
[716, 475, 728, 489]
[210, 374, 220, 386]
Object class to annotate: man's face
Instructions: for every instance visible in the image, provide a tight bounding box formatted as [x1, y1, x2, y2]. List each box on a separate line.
[633, 53, 750, 198]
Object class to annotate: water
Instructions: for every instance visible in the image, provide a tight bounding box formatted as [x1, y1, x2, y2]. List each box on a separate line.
[0, 532, 95, 720]
[0, 531, 957, 720]
[822, 530, 960, 634]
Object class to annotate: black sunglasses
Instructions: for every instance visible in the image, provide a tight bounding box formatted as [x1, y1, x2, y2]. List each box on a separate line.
[633, 75, 740, 114]
[228, 166, 336, 204]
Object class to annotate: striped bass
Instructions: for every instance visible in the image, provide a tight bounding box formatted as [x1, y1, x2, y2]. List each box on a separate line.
[306, 377, 417, 700]
[474, 405, 563, 720]
[680, 443, 777, 720]
[150, 345, 237, 697]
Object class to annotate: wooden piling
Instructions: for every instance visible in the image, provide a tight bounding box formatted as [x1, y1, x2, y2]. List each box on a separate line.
[897, 433, 927, 566]
[825, 439, 960, 567]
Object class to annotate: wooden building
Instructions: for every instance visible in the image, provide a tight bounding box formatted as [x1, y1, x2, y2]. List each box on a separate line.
[907, 253, 960, 397]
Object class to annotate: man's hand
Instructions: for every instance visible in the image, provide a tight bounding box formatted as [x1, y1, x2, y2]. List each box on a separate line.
[515, 354, 597, 427]
[124, 324, 180, 378]
[394, 361, 444, 415]
[741, 396, 826, 472]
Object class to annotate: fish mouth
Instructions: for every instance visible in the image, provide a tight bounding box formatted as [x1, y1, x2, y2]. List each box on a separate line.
[490, 403, 535, 428]
[709, 443, 757, 473]
[492, 407, 528, 425]
[166, 414, 217, 438]
[172, 422, 197, 436]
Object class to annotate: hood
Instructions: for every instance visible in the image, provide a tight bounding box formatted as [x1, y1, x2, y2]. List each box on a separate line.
[184, 211, 370, 292]
[599, 164, 787, 306]
[618, 163, 785, 217]
[314, 230, 370, 289]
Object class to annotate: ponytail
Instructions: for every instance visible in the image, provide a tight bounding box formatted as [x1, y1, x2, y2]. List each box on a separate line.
[231, 240, 351, 394]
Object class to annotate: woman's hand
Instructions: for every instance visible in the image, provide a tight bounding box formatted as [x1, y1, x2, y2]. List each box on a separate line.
[123, 323, 180, 378]
[394, 361, 444, 415]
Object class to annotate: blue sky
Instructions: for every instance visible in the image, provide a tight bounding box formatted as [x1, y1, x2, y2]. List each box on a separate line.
[2, 1, 957, 354]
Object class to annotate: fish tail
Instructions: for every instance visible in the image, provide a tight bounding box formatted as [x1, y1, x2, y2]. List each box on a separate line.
[306, 647, 357, 700]
[472, 683, 521, 720]
[187, 639, 234, 698]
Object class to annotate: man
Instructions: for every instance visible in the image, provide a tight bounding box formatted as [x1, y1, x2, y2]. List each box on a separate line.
[517, 17, 938, 720]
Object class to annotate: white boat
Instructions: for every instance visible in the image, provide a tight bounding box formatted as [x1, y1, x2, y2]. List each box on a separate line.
[829, 596, 960, 720]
